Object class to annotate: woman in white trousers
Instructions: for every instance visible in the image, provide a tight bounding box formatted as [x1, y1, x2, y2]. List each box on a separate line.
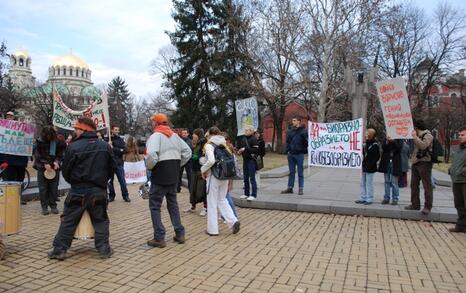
[201, 127, 240, 236]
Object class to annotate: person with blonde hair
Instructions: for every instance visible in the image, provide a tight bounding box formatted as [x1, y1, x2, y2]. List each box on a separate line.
[238, 125, 260, 201]
[124, 136, 143, 162]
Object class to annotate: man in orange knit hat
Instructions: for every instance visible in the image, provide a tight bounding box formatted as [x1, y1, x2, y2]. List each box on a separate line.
[48, 117, 116, 260]
[145, 113, 192, 248]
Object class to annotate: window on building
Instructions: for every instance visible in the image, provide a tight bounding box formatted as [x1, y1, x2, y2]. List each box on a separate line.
[19, 58, 24, 66]
[428, 96, 439, 108]
[63, 68, 66, 76]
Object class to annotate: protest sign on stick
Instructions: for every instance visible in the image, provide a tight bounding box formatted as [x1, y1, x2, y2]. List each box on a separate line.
[235, 97, 259, 136]
[308, 118, 363, 169]
[376, 77, 414, 139]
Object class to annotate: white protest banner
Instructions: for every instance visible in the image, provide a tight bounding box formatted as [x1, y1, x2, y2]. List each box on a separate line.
[376, 77, 414, 139]
[308, 118, 363, 169]
[124, 161, 147, 184]
[0, 119, 35, 156]
[52, 91, 110, 131]
[235, 97, 259, 136]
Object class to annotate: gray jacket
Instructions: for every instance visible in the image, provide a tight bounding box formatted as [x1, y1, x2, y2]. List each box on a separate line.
[449, 144, 466, 183]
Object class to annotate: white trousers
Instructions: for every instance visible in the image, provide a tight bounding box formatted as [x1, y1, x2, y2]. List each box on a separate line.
[206, 175, 237, 234]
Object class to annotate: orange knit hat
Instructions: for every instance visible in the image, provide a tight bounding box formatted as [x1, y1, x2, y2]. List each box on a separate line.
[151, 113, 168, 124]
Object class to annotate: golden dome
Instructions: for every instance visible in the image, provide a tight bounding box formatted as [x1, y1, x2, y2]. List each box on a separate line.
[12, 49, 30, 59]
[52, 52, 89, 69]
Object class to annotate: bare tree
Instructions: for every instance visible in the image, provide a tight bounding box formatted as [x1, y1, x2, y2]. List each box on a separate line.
[247, 0, 304, 150]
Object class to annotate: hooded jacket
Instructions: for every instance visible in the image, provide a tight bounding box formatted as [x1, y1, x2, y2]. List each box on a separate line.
[449, 143, 466, 183]
[145, 128, 192, 185]
[201, 135, 228, 176]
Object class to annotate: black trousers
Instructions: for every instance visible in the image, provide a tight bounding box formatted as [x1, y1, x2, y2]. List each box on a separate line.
[2, 165, 26, 182]
[38, 171, 59, 209]
[178, 161, 192, 192]
[52, 188, 110, 253]
[453, 183, 466, 229]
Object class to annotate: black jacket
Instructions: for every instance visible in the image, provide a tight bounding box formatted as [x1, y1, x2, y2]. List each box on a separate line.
[286, 126, 308, 154]
[62, 132, 116, 189]
[105, 135, 125, 165]
[378, 139, 402, 177]
[238, 135, 259, 161]
[33, 138, 67, 171]
[362, 139, 380, 173]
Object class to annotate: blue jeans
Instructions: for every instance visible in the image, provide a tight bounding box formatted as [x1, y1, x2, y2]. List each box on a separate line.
[243, 160, 257, 197]
[359, 172, 375, 203]
[108, 164, 129, 199]
[384, 161, 399, 201]
[226, 192, 237, 217]
[287, 154, 304, 188]
[149, 183, 184, 241]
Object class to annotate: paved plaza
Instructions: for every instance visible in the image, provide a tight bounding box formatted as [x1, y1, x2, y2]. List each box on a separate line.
[2, 183, 466, 292]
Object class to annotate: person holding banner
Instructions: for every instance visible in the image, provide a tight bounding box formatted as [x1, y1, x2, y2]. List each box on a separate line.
[33, 125, 66, 215]
[378, 137, 403, 205]
[49, 117, 115, 260]
[355, 129, 380, 205]
[0, 111, 29, 205]
[406, 119, 434, 215]
[281, 116, 308, 195]
[106, 126, 130, 203]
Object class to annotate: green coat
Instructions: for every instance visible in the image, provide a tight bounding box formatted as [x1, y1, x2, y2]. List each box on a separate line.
[449, 144, 466, 183]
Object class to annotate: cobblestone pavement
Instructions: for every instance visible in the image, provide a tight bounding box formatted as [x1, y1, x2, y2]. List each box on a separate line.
[1, 184, 466, 292]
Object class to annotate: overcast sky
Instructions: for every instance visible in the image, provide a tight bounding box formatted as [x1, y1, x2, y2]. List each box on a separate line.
[0, 0, 464, 98]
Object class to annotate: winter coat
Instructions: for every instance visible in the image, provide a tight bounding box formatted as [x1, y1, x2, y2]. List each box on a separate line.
[362, 139, 380, 173]
[201, 135, 229, 175]
[62, 132, 116, 189]
[286, 126, 308, 154]
[33, 138, 67, 171]
[191, 138, 207, 172]
[105, 135, 126, 166]
[238, 135, 259, 161]
[145, 130, 192, 186]
[400, 140, 410, 172]
[411, 130, 433, 165]
[378, 139, 403, 177]
[449, 143, 466, 183]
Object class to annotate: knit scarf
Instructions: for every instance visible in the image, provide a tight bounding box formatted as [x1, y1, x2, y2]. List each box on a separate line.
[153, 125, 174, 137]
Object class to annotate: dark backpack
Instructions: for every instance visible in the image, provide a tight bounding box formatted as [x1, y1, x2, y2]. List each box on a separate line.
[420, 133, 444, 163]
[209, 143, 237, 180]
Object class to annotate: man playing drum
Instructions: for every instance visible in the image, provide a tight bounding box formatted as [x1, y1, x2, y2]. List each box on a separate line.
[48, 117, 116, 260]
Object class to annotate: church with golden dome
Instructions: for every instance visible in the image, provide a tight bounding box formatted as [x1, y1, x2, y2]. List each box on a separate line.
[8, 49, 94, 96]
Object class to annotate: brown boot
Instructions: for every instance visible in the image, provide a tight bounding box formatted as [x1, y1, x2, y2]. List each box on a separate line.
[281, 188, 293, 194]
[147, 239, 167, 248]
[298, 188, 304, 195]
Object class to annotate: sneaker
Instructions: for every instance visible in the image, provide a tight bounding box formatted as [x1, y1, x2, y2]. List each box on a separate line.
[421, 208, 431, 215]
[99, 248, 113, 259]
[239, 195, 248, 199]
[381, 199, 390, 205]
[247, 196, 256, 201]
[298, 188, 304, 195]
[184, 207, 195, 213]
[391, 200, 398, 205]
[404, 205, 420, 210]
[51, 207, 59, 214]
[232, 221, 240, 234]
[449, 226, 466, 233]
[355, 200, 366, 204]
[48, 249, 66, 261]
[199, 208, 207, 217]
[147, 239, 167, 248]
[364, 201, 373, 205]
[42, 209, 50, 215]
[281, 188, 293, 194]
[173, 235, 185, 244]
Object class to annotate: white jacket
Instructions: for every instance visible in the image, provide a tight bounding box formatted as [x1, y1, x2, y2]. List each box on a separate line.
[201, 135, 227, 175]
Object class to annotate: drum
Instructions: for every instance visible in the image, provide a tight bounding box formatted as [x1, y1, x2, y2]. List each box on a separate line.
[0, 182, 22, 235]
[74, 210, 94, 240]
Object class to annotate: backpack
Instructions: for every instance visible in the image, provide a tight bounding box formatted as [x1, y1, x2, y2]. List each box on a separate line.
[209, 143, 237, 180]
[420, 133, 444, 163]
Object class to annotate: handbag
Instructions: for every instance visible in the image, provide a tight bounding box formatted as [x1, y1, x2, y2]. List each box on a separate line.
[244, 137, 264, 171]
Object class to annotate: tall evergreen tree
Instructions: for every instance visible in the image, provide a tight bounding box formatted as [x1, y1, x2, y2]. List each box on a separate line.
[107, 76, 131, 133]
[0, 41, 21, 115]
[167, 0, 253, 132]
